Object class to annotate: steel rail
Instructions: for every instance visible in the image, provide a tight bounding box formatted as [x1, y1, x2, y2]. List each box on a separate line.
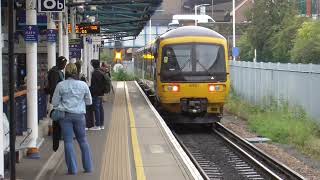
[214, 122, 305, 180]
[172, 132, 210, 180]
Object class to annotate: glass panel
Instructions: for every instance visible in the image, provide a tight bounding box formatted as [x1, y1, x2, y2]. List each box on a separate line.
[195, 44, 219, 72]
[160, 43, 226, 82]
[162, 44, 192, 72]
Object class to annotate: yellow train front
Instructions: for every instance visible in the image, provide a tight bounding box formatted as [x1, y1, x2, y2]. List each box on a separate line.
[134, 26, 230, 123]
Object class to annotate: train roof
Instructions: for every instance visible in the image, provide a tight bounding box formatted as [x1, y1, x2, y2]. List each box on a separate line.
[160, 26, 225, 40]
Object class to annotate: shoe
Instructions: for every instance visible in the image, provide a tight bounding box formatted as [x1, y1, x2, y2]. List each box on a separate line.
[89, 126, 101, 131]
[85, 128, 88, 131]
[100, 126, 105, 130]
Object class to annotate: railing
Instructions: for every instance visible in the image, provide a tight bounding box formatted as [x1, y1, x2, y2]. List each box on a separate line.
[3, 89, 48, 136]
[229, 61, 320, 122]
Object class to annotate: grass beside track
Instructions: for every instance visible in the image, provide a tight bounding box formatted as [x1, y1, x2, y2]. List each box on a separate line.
[225, 90, 320, 160]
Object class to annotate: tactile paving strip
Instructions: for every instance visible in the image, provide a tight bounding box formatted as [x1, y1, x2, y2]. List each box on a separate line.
[100, 82, 132, 180]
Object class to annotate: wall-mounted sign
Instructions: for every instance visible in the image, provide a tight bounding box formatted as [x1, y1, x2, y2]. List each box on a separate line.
[24, 25, 39, 42]
[69, 39, 82, 58]
[232, 47, 240, 57]
[38, 0, 65, 12]
[47, 29, 57, 42]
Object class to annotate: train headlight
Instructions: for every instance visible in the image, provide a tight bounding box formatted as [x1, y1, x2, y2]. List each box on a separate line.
[164, 85, 180, 92]
[172, 85, 179, 92]
[208, 84, 224, 92]
[209, 85, 215, 92]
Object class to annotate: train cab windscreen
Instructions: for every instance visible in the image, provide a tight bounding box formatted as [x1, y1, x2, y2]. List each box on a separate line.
[160, 43, 227, 82]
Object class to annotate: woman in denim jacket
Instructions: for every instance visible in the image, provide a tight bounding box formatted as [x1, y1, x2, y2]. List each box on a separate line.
[52, 63, 93, 174]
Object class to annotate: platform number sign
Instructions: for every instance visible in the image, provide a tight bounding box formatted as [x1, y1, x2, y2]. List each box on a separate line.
[38, 0, 65, 12]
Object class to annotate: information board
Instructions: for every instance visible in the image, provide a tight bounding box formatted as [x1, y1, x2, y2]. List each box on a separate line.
[24, 25, 39, 42]
[69, 39, 82, 58]
[47, 29, 57, 42]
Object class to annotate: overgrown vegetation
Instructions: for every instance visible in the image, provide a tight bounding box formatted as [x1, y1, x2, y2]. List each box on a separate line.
[239, 0, 320, 64]
[225, 90, 320, 159]
[100, 49, 114, 65]
[111, 69, 137, 81]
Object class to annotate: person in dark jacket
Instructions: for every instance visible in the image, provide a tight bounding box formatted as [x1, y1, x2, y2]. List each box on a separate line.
[46, 56, 67, 151]
[75, 61, 94, 129]
[46, 56, 67, 102]
[89, 59, 105, 130]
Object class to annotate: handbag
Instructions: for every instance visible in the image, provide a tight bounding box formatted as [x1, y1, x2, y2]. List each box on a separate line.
[52, 121, 61, 151]
[50, 109, 65, 121]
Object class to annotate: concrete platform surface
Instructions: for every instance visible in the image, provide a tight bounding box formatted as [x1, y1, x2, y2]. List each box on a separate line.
[16, 81, 202, 180]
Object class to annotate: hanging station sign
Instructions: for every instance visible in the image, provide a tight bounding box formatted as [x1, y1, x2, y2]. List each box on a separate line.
[38, 0, 65, 12]
[77, 24, 100, 34]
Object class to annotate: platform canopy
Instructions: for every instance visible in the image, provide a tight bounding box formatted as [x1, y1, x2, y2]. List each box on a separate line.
[68, 0, 163, 39]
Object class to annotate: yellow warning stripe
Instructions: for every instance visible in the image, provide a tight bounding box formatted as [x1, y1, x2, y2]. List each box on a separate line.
[125, 82, 146, 180]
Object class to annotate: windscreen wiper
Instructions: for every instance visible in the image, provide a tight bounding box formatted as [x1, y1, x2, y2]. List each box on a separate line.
[179, 58, 192, 71]
[195, 59, 213, 76]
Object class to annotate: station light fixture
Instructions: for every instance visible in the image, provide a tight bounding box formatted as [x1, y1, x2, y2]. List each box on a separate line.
[115, 51, 122, 60]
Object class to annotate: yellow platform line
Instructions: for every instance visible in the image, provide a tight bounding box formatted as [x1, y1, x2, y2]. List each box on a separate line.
[125, 82, 146, 180]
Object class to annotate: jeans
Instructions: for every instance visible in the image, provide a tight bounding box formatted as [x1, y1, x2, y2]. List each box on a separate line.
[92, 96, 104, 126]
[59, 113, 93, 174]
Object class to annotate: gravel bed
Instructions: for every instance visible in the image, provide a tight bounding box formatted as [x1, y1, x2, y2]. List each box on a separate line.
[221, 113, 320, 180]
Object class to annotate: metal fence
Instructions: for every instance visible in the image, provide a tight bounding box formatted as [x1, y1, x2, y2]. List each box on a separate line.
[229, 61, 320, 121]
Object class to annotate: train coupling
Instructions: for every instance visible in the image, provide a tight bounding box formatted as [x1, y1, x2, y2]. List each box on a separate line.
[180, 98, 208, 114]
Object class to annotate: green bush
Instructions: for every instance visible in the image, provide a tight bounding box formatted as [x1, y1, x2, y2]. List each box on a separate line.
[111, 69, 137, 81]
[225, 90, 320, 159]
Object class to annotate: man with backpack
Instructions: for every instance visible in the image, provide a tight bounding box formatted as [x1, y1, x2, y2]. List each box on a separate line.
[45, 56, 67, 151]
[46, 56, 67, 102]
[89, 59, 111, 130]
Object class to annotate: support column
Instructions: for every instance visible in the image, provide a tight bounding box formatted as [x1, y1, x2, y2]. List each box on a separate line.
[47, 13, 56, 69]
[0, 0, 4, 177]
[58, 13, 63, 56]
[87, 36, 92, 84]
[70, 7, 76, 63]
[63, 7, 69, 61]
[232, 0, 236, 61]
[82, 36, 88, 77]
[8, 0, 16, 178]
[26, 0, 39, 158]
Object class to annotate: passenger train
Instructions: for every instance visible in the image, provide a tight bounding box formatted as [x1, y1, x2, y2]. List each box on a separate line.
[134, 26, 230, 123]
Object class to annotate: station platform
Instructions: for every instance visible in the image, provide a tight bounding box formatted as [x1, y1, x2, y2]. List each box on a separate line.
[16, 81, 202, 180]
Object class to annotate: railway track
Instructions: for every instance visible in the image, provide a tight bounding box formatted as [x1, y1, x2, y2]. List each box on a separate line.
[137, 82, 304, 179]
[172, 123, 305, 180]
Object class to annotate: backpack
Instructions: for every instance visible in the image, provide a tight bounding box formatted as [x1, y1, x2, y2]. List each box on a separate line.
[100, 70, 111, 94]
[44, 67, 64, 95]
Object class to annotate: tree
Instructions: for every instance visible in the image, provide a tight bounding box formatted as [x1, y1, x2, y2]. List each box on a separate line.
[270, 16, 304, 62]
[291, 21, 320, 64]
[238, 32, 254, 61]
[243, 0, 298, 61]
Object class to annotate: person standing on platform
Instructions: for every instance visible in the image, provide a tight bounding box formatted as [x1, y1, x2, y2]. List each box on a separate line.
[75, 61, 95, 129]
[45, 56, 67, 151]
[52, 63, 94, 174]
[46, 56, 67, 102]
[90, 59, 106, 130]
